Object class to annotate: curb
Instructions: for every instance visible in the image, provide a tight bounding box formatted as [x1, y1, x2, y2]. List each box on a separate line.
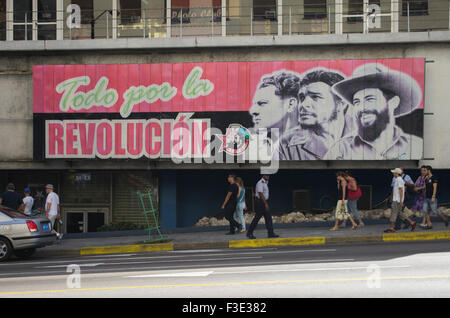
[39, 231, 450, 257]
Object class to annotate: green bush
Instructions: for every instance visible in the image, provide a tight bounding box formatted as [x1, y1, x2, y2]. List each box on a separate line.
[97, 222, 146, 232]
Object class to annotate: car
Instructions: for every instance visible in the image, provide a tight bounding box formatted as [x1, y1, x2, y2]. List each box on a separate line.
[0, 206, 56, 261]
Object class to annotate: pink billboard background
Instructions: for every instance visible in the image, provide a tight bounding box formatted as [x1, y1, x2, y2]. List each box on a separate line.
[33, 58, 425, 115]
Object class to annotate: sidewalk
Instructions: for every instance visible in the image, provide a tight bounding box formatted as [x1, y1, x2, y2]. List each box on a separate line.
[37, 219, 450, 258]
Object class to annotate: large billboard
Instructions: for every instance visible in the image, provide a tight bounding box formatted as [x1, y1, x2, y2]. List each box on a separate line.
[33, 58, 425, 162]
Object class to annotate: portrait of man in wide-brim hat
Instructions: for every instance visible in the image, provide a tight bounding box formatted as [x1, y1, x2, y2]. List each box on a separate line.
[325, 63, 423, 160]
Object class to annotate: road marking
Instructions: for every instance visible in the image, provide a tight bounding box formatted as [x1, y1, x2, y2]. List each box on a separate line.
[2, 248, 336, 268]
[0, 258, 354, 278]
[36, 263, 105, 269]
[127, 271, 214, 278]
[1, 274, 449, 296]
[211, 265, 412, 275]
[34, 256, 262, 269]
[169, 250, 222, 253]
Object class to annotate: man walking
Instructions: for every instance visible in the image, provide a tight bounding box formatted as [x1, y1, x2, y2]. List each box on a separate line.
[421, 166, 449, 229]
[390, 168, 415, 230]
[247, 175, 279, 239]
[384, 168, 416, 233]
[45, 184, 63, 240]
[221, 174, 241, 235]
[0, 183, 22, 210]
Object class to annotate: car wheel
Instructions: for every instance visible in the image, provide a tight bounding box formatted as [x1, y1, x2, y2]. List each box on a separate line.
[0, 237, 12, 262]
[14, 248, 36, 259]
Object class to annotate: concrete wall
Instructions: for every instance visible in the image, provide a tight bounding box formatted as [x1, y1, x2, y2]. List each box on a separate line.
[1, 34, 450, 169]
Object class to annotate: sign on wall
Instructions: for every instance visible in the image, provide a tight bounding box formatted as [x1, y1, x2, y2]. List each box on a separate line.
[33, 58, 425, 161]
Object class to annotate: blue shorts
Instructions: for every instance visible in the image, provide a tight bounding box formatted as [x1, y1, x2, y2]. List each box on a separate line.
[422, 198, 439, 216]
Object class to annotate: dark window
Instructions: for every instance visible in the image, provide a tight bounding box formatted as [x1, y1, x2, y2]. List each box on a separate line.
[402, 0, 428, 16]
[120, 0, 141, 24]
[0, 0, 6, 40]
[347, 0, 381, 23]
[13, 0, 32, 23]
[253, 0, 276, 21]
[170, 0, 222, 25]
[71, 0, 93, 24]
[304, 0, 327, 19]
[38, 0, 56, 22]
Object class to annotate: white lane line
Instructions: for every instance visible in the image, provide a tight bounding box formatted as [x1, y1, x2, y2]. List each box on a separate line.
[125, 265, 411, 279]
[127, 271, 214, 278]
[211, 265, 412, 275]
[1, 248, 336, 267]
[169, 250, 222, 253]
[83, 254, 137, 258]
[34, 256, 262, 269]
[1, 258, 354, 278]
[36, 263, 105, 269]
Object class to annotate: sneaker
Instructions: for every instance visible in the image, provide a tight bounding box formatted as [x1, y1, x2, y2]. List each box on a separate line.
[411, 222, 417, 232]
[268, 234, 279, 238]
[425, 225, 433, 230]
[419, 223, 427, 228]
[384, 228, 395, 233]
[247, 234, 256, 239]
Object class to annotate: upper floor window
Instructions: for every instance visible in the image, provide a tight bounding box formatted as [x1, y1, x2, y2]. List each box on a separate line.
[0, 0, 5, 41]
[120, 0, 141, 24]
[71, 0, 93, 25]
[347, 0, 380, 23]
[304, 0, 327, 19]
[402, 0, 428, 16]
[253, 0, 276, 21]
[171, 0, 222, 24]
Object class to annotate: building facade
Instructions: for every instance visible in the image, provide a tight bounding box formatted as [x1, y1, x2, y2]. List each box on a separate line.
[1, 0, 450, 233]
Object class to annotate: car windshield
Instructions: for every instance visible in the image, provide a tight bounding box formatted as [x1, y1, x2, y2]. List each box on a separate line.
[0, 206, 27, 219]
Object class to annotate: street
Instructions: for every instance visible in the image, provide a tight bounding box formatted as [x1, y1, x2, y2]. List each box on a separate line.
[0, 241, 449, 298]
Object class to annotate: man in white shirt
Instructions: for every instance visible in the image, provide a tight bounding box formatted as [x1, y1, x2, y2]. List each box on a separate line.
[21, 188, 34, 216]
[45, 184, 63, 240]
[247, 175, 279, 239]
[384, 168, 416, 233]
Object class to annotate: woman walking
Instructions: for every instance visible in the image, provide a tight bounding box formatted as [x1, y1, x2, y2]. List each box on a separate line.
[330, 172, 358, 231]
[234, 177, 247, 233]
[415, 166, 428, 228]
[343, 171, 364, 228]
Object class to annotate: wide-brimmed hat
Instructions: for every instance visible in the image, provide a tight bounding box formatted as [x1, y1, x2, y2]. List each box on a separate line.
[391, 168, 403, 175]
[332, 63, 422, 117]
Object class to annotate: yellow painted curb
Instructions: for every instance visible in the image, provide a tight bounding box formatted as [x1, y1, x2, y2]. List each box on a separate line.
[80, 243, 174, 255]
[383, 231, 450, 242]
[229, 237, 326, 248]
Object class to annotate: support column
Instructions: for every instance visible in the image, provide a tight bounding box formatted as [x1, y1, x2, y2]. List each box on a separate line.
[221, 0, 226, 36]
[6, 0, 13, 41]
[56, 0, 63, 40]
[363, 0, 368, 33]
[277, 0, 282, 36]
[166, 0, 171, 38]
[335, 0, 343, 35]
[391, 0, 399, 33]
[159, 171, 178, 229]
[112, 0, 117, 39]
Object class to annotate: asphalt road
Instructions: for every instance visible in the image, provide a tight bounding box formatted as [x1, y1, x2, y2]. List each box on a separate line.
[0, 241, 450, 298]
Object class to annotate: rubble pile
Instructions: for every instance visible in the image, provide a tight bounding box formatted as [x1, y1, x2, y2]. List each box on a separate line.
[194, 207, 450, 227]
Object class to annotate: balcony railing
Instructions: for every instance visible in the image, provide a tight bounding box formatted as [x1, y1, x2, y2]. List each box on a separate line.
[1, 1, 450, 42]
